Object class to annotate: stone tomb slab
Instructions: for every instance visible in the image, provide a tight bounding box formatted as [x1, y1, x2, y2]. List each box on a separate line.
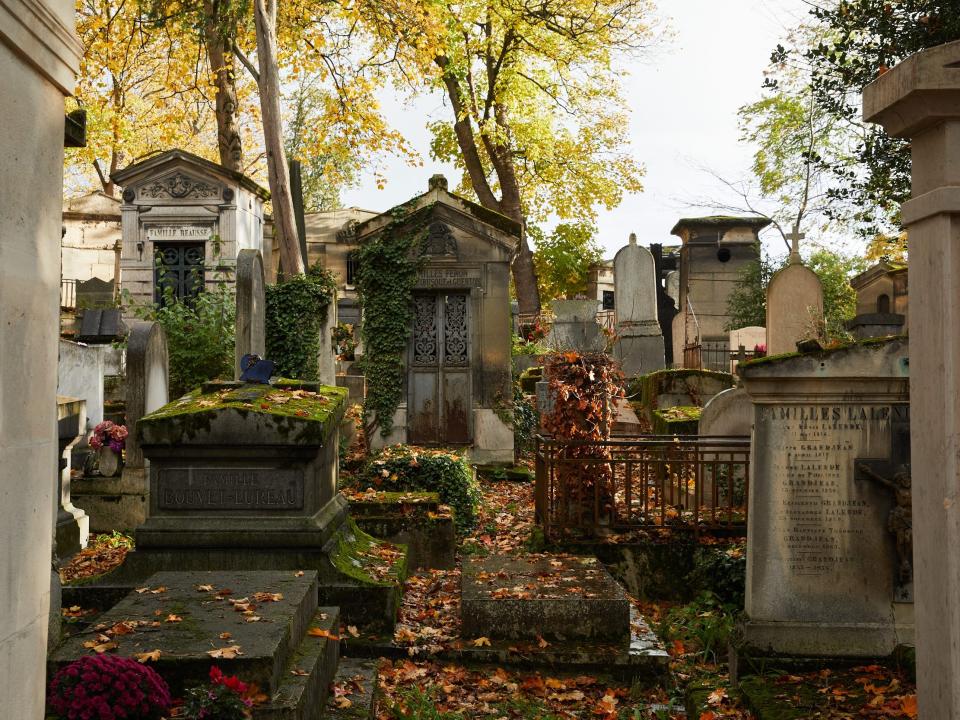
[461, 555, 630, 642]
[49, 570, 337, 700]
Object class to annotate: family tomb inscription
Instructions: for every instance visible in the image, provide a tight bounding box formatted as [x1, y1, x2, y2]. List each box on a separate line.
[739, 337, 911, 657]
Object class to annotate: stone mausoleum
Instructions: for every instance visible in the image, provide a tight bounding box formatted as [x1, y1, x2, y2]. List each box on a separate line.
[355, 175, 518, 463]
[112, 149, 270, 312]
[670, 216, 770, 368]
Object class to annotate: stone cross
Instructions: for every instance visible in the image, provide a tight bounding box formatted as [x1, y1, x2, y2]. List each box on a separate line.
[786, 224, 805, 265]
[864, 38, 960, 718]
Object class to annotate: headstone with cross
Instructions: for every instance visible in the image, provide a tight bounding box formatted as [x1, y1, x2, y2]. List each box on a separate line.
[765, 224, 824, 355]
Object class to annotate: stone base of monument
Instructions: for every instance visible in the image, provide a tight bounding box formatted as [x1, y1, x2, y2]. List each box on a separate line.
[614, 329, 665, 378]
[71, 468, 148, 532]
[95, 496, 407, 630]
[347, 491, 456, 570]
[50, 571, 342, 719]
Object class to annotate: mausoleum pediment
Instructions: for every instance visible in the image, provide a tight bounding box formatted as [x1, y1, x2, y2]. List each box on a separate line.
[135, 169, 223, 202]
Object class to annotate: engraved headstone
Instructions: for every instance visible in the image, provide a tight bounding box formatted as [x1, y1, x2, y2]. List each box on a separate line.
[234, 249, 266, 380]
[612, 234, 665, 376]
[547, 299, 603, 352]
[739, 337, 912, 657]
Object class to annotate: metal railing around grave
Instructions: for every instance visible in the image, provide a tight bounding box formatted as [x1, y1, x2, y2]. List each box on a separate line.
[534, 434, 750, 540]
[683, 341, 732, 373]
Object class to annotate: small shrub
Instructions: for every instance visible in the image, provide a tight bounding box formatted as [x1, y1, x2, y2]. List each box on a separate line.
[47, 654, 172, 720]
[361, 446, 480, 534]
[687, 544, 746, 607]
[512, 385, 539, 457]
[129, 279, 235, 398]
[181, 665, 260, 719]
[657, 591, 736, 665]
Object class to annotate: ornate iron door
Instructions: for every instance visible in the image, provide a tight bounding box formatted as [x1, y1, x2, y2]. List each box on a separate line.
[154, 242, 204, 305]
[408, 292, 472, 444]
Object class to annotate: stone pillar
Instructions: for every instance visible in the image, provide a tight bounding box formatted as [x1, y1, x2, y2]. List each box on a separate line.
[317, 290, 338, 386]
[864, 39, 960, 717]
[0, 1, 81, 716]
[234, 249, 266, 379]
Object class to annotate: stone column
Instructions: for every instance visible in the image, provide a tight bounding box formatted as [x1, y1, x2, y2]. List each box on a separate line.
[0, 1, 82, 716]
[864, 39, 960, 717]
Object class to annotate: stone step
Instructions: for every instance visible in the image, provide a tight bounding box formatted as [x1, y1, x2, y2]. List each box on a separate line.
[50, 570, 320, 698]
[324, 658, 380, 720]
[254, 608, 341, 720]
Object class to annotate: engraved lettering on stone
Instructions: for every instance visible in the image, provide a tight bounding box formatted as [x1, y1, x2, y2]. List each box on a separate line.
[443, 293, 468, 365]
[413, 295, 438, 364]
[416, 268, 481, 288]
[761, 404, 891, 577]
[158, 468, 303, 510]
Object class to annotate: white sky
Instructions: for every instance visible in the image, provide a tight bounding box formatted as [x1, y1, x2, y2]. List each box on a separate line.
[341, 0, 811, 259]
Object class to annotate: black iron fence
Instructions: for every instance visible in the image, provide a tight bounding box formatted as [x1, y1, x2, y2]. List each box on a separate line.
[534, 434, 750, 540]
[683, 341, 731, 373]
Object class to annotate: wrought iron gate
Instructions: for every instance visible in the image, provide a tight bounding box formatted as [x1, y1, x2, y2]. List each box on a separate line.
[408, 291, 471, 444]
[154, 242, 204, 305]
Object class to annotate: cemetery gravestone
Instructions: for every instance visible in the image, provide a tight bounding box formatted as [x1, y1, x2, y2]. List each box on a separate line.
[864, 39, 960, 717]
[738, 337, 912, 657]
[72, 321, 168, 530]
[765, 244, 824, 356]
[234, 249, 266, 380]
[698, 387, 752, 507]
[547, 299, 604, 352]
[613, 234, 665, 375]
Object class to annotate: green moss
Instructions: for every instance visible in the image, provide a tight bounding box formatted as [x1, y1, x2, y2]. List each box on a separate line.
[740, 334, 907, 371]
[329, 519, 407, 587]
[630, 368, 734, 408]
[146, 383, 347, 423]
[652, 406, 701, 435]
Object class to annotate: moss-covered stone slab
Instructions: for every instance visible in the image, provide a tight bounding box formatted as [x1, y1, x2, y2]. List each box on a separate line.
[652, 405, 702, 435]
[461, 555, 630, 642]
[139, 382, 348, 447]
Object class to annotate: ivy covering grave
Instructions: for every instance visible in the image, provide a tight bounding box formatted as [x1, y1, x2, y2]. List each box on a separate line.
[359, 445, 480, 534]
[354, 203, 434, 441]
[264, 263, 336, 381]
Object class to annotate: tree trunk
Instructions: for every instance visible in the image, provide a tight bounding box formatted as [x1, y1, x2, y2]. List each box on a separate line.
[252, 0, 304, 276]
[204, 1, 243, 172]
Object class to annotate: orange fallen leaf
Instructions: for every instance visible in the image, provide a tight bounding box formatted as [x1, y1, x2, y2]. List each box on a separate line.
[307, 628, 339, 640]
[206, 645, 242, 659]
[134, 649, 161, 663]
[472, 637, 491, 647]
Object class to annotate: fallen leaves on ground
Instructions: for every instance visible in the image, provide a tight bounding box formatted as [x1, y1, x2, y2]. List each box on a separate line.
[59, 533, 132, 583]
[377, 659, 675, 718]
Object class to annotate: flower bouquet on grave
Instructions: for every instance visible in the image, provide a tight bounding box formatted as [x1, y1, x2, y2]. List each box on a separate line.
[177, 666, 266, 719]
[47, 654, 172, 720]
[752, 343, 767, 359]
[89, 420, 128, 477]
